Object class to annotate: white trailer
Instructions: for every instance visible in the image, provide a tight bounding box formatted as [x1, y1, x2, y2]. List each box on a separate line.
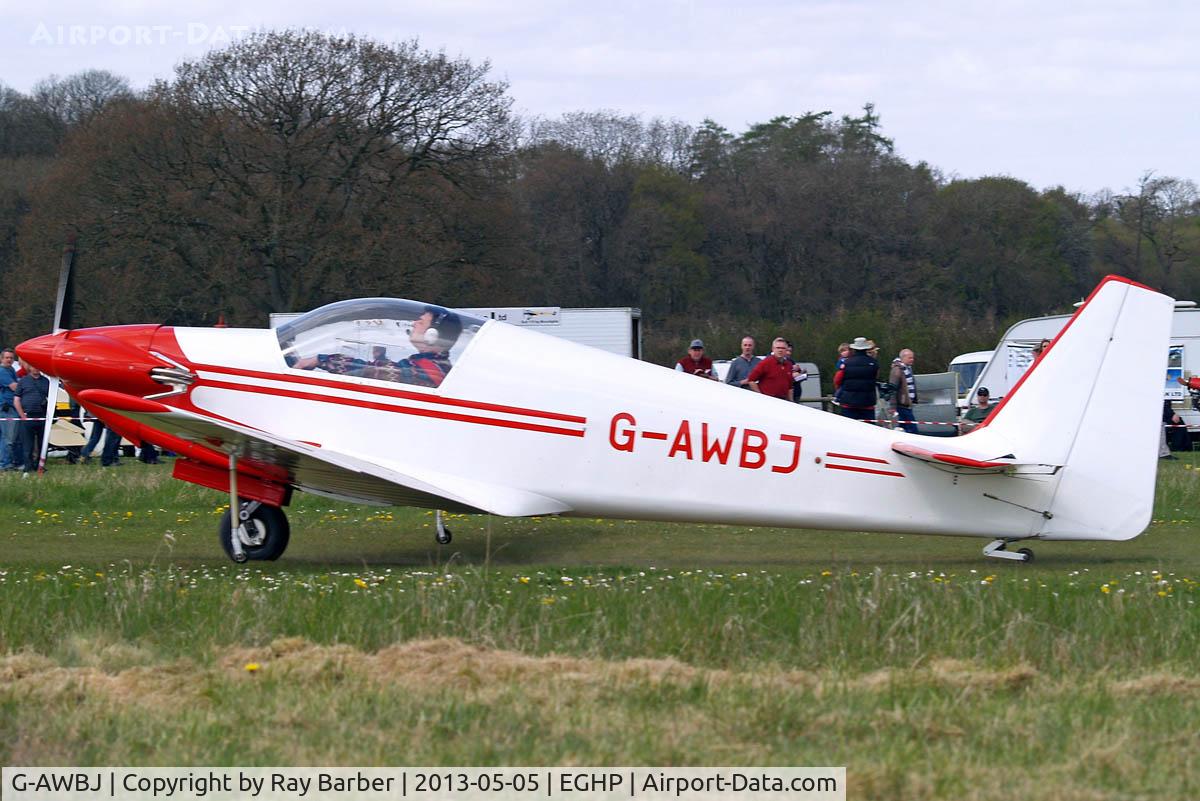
[966, 300, 1200, 433]
[271, 306, 643, 359]
[460, 307, 642, 359]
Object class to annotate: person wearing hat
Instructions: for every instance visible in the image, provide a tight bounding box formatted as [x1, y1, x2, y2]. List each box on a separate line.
[958, 387, 994, 434]
[837, 337, 880, 422]
[675, 339, 717, 379]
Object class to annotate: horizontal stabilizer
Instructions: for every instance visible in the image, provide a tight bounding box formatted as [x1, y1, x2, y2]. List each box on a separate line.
[890, 441, 1049, 475]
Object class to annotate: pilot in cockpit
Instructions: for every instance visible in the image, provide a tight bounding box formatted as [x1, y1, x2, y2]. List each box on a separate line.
[292, 306, 462, 388]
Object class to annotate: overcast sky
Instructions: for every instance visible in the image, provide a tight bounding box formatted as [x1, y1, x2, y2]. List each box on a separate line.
[1, 0, 1196, 194]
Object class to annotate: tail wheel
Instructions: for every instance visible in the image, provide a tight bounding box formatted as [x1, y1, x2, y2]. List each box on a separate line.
[220, 501, 290, 561]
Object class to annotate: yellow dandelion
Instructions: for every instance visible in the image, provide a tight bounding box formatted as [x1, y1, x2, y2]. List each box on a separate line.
[354, 578, 368, 589]
[820, 570, 833, 577]
[244, 663, 261, 673]
[1157, 591, 1168, 598]
[518, 576, 530, 584]
[1101, 584, 1111, 594]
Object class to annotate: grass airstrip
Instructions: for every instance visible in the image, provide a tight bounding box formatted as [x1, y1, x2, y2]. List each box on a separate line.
[3, 458, 1200, 800]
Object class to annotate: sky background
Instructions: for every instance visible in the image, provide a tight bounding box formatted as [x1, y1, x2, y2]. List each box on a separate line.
[1, 0, 1196, 195]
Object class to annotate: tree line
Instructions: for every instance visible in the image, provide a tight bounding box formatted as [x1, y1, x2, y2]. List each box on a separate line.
[1, 30, 1197, 382]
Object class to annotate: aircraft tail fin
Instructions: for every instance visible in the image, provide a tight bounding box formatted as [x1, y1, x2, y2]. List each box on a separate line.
[971, 276, 1173, 540]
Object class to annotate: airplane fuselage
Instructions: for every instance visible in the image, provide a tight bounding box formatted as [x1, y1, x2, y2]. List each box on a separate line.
[17, 276, 1173, 562]
[165, 322, 1050, 539]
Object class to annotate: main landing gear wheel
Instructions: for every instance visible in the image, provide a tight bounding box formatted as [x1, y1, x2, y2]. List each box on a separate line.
[435, 510, 452, 545]
[983, 538, 1034, 563]
[220, 500, 290, 562]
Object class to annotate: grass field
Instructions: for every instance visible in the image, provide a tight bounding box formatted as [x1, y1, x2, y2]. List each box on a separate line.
[3, 458, 1200, 799]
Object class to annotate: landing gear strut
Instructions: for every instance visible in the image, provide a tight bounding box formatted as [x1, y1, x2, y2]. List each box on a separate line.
[983, 538, 1034, 563]
[435, 510, 452, 545]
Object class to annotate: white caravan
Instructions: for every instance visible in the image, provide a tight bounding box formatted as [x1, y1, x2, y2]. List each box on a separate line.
[967, 299, 1198, 434]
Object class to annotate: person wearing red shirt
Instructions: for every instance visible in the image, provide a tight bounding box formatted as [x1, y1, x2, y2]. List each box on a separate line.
[675, 339, 717, 379]
[747, 338, 795, 400]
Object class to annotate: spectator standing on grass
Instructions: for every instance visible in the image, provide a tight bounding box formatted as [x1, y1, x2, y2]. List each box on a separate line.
[80, 412, 123, 467]
[139, 439, 160, 464]
[0, 348, 18, 470]
[13, 360, 50, 474]
[888, 348, 919, 434]
[747, 337, 795, 401]
[831, 342, 851, 409]
[675, 339, 717, 379]
[838, 338, 879, 422]
[724, 336, 761, 389]
[1162, 399, 1188, 456]
[786, 341, 809, 402]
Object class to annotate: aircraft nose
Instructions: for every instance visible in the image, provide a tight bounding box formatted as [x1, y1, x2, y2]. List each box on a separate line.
[19, 325, 168, 398]
[15, 332, 65, 376]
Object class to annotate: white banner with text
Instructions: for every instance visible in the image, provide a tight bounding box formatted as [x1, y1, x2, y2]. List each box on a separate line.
[4, 767, 844, 801]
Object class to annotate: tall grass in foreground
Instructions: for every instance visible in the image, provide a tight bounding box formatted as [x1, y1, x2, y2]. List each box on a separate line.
[1, 564, 1196, 674]
[4, 463, 1200, 795]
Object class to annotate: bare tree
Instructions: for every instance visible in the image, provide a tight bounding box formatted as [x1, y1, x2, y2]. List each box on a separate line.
[32, 70, 133, 128]
[21, 30, 515, 324]
[526, 111, 693, 172]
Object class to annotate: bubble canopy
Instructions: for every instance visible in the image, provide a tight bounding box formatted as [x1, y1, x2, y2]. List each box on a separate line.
[276, 299, 486, 388]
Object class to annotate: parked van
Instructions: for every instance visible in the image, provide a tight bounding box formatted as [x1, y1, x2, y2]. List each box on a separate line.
[965, 300, 1200, 434]
[948, 351, 993, 407]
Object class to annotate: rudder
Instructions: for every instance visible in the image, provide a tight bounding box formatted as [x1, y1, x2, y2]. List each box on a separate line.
[978, 277, 1173, 541]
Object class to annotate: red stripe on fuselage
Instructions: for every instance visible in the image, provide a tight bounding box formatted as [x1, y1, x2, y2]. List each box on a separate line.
[193, 363, 587, 425]
[198, 379, 586, 438]
[826, 452, 891, 464]
[824, 463, 905, 478]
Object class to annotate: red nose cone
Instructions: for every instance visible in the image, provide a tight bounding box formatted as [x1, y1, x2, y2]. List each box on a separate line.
[15, 332, 64, 375]
[19, 325, 167, 398]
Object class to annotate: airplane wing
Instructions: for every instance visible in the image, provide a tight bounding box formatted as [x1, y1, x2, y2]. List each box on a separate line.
[76, 389, 572, 516]
[890, 441, 1059, 475]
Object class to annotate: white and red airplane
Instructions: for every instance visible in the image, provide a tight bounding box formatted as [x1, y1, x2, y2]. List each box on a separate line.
[17, 275, 1171, 563]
